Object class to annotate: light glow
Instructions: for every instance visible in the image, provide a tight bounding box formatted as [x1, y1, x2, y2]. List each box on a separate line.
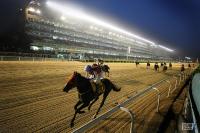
[28, 7, 35, 12]
[46, 1, 174, 53]
[185, 57, 191, 60]
[46, 1, 155, 44]
[36, 9, 41, 14]
[158, 45, 174, 52]
[28, 7, 41, 14]
[30, 46, 39, 51]
[61, 16, 66, 20]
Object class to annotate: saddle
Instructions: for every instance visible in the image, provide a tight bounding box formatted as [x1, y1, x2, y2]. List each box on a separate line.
[90, 80, 105, 95]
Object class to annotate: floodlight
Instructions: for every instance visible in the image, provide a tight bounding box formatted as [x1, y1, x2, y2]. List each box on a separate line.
[185, 57, 191, 60]
[90, 26, 94, 29]
[158, 45, 174, 52]
[36, 9, 41, 14]
[61, 16, 66, 20]
[28, 7, 35, 12]
[30, 46, 39, 51]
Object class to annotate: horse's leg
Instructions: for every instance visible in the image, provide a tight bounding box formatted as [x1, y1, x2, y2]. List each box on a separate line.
[74, 101, 85, 114]
[70, 102, 90, 127]
[74, 100, 82, 111]
[93, 92, 109, 119]
[88, 97, 99, 111]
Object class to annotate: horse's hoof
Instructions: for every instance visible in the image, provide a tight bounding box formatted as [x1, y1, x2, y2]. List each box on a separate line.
[78, 111, 85, 114]
[70, 122, 74, 128]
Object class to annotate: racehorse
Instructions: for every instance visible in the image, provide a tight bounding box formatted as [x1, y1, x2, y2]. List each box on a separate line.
[163, 65, 168, 72]
[146, 62, 150, 69]
[154, 63, 159, 71]
[63, 72, 121, 127]
[169, 62, 172, 69]
[135, 61, 140, 67]
[101, 65, 110, 77]
[160, 63, 164, 67]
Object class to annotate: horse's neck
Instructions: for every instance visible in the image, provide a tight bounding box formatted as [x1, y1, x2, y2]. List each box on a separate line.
[76, 76, 92, 93]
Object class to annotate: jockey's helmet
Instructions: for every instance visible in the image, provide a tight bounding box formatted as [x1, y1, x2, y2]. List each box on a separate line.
[92, 63, 101, 74]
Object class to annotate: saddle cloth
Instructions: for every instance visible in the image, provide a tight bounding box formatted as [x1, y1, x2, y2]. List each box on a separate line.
[90, 81, 105, 95]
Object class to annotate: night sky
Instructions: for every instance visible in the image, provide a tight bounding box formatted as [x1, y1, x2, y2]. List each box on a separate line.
[0, 0, 200, 59]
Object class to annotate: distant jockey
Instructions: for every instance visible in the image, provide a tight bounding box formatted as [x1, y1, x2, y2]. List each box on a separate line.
[181, 64, 185, 73]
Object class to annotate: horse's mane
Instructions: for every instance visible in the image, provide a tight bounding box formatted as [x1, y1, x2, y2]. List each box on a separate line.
[75, 72, 90, 83]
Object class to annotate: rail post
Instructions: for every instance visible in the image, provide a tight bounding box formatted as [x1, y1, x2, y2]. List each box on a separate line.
[120, 106, 135, 133]
[172, 76, 178, 93]
[178, 74, 182, 85]
[166, 80, 172, 97]
[184, 72, 187, 80]
[152, 87, 160, 112]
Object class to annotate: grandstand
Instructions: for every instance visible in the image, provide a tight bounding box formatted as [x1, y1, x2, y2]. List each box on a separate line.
[25, 0, 174, 60]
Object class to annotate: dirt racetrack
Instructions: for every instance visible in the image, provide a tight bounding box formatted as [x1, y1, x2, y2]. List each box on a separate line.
[0, 61, 191, 133]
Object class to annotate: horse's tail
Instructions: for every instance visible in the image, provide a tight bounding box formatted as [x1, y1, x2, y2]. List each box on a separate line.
[110, 80, 121, 92]
[102, 79, 121, 92]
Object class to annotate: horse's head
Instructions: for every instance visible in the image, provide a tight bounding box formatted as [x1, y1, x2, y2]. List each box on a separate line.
[63, 71, 81, 92]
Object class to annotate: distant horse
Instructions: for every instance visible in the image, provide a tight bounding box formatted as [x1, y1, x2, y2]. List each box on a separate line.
[181, 64, 185, 72]
[160, 63, 164, 67]
[154, 63, 159, 71]
[63, 72, 121, 127]
[101, 65, 110, 77]
[135, 61, 140, 67]
[169, 63, 172, 69]
[163, 65, 168, 72]
[146, 62, 150, 69]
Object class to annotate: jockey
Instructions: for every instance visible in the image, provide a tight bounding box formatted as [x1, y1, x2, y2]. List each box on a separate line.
[90, 59, 105, 94]
[84, 65, 94, 79]
[92, 62, 104, 83]
[146, 61, 150, 69]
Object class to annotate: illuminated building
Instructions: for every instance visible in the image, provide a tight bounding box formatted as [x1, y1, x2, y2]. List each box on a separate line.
[25, 0, 174, 59]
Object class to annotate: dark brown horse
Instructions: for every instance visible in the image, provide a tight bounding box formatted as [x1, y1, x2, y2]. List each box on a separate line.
[63, 72, 121, 127]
